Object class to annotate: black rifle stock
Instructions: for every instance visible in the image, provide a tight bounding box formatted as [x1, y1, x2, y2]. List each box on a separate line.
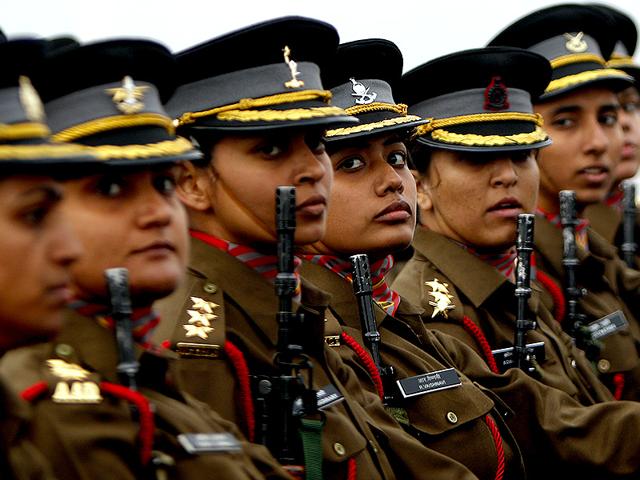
[254, 186, 318, 467]
[513, 214, 536, 371]
[559, 190, 599, 358]
[621, 180, 637, 268]
[350, 254, 397, 404]
[104, 268, 139, 391]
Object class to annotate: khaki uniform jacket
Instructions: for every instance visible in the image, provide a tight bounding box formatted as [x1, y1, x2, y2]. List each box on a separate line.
[302, 254, 640, 479]
[585, 202, 640, 269]
[0, 310, 291, 480]
[300, 260, 525, 480]
[534, 216, 640, 400]
[0, 381, 56, 480]
[392, 227, 613, 405]
[153, 237, 480, 480]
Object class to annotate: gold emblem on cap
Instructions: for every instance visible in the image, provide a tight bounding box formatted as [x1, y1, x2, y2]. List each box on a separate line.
[183, 296, 218, 339]
[425, 278, 455, 318]
[18, 76, 45, 123]
[105, 76, 149, 114]
[350, 78, 377, 105]
[283, 46, 304, 89]
[564, 32, 588, 53]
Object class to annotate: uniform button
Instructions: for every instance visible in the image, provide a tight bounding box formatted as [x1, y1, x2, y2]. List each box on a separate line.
[333, 442, 346, 456]
[446, 411, 458, 424]
[369, 440, 379, 453]
[597, 359, 611, 373]
[203, 282, 217, 294]
[55, 344, 74, 358]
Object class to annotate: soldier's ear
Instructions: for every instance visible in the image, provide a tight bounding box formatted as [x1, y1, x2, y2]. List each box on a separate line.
[415, 176, 433, 212]
[174, 160, 213, 212]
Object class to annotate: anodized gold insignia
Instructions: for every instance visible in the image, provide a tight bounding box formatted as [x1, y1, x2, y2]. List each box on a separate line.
[425, 278, 455, 318]
[105, 76, 149, 114]
[47, 359, 90, 380]
[18, 76, 45, 122]
[183, 296, 218, 340]
[52, 381, 102, 404]
[283, 46, 304, 89]
[564, 32, 588, 53]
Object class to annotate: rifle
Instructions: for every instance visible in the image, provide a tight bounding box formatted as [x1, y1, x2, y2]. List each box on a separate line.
[621, 180, 637, 268]
[105, 267, 139, 391]
[513, 214, 536, 371]
[559, 190, 599, 359]
[254, 187, 318, 470]
[350, 254, 397, 404]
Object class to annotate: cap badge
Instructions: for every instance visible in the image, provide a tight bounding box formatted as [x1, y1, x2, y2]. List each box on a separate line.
[283, 46, 305, 89]
[425, 279, 455, 318]
[564, 32, 588, 53]
[105, 76, 149, 114]
[484, 76, 510, 111]
[19, 76, 45, 122]
[183, 296, 218, 339]
[350, 78, 377, 105]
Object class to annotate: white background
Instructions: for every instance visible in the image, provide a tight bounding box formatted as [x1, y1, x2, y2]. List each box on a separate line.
[4, 0, 640, 72]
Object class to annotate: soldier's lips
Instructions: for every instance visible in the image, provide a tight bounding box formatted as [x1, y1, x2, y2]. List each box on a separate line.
[622, 143, 638, 159]
[577, 165, 610, 184]
[487, 197, 523, 218]
[374, 200, 412, 222]
[46, 282, 74, 306]
[296, 195, 326, 216]
[131, 241, 176, 257]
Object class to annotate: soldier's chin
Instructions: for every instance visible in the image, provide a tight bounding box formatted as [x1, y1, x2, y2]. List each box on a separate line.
[129, 277, 181, 305]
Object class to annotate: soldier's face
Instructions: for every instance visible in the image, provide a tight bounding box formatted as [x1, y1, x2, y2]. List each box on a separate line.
[177, 129, 332, 247]
[0, 177, 81, 351]
[61, 167, 189, 304]
[417, 149, 539, 251]
[613, 86, 640, 183]
[534, 87, 622, 212]
[310, 133, 416, 257]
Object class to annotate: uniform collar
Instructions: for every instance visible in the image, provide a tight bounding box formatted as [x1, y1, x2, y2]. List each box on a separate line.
[412, 227, 508, 308]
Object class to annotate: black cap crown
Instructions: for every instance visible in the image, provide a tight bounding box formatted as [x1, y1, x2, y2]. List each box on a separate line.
[166, 16, 357, 133]
[320, 38, 427, 141]
[488, 4, 633, 100]
[34, 39, 201, 166]
[401, 47, 552, 152]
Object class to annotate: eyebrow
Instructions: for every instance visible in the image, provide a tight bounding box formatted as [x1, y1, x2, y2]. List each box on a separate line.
[18, 184, 63, 204]
[383, 134, 404, 146]
[551, 105, 582, 115]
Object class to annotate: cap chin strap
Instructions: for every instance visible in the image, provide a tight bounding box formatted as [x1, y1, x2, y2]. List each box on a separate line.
[207, 164, 277, 243]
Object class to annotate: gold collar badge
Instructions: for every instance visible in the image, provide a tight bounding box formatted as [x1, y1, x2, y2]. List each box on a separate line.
[283, 46, 304, 89]
[425, 279, 455, 318]
[105, 76, 149, 114]
[564, 32, 588, 53]
[183, 296, 218, 339]
[19, 76, 45, 122]
[47, 359, 102, 404]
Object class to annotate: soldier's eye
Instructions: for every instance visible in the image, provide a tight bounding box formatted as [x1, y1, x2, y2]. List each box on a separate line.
[153, 175, 176, 195]
[337, 156, 365, 172]
[96, 176, 125, 197]
[388, 151, 407, 167]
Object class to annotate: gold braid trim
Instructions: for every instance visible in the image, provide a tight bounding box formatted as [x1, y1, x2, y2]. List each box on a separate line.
[176, 90, 333, 126]
[545, 68, 630, 93]
[428, 125, 548, 147]
[344, 102, 408, 116]
[550, 53, 605, 69]
[52, 114, 175, 142]
[607, 56, 636, 68]
[326, 115, 422, 137]
[87, 137, 195, 161]
[416, 112, 543, 135]
[0, 122, 50, 141]
[215, 106, 345, 123]
[0, 143, 91, 160]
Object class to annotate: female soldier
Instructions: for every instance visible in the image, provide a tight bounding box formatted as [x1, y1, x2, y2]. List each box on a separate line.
[0, 39, 293, 480]
[155, 16, 478, 480]
[488, 3, 640, 400]
[0, 37, 90, 480]
[299, 40, 640, 480]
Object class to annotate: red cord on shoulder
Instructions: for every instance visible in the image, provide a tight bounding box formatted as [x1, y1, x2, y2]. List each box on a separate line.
[484, 414, 506, 480]
[347, 457, 357, 480]
[20, 381, 48, 402]
[340, 332, 384, 401]
[613, 373, 625, 400]
[99, 382, 155, 465]
[224, 340, 255, 442]
[460, 315, 500, 374]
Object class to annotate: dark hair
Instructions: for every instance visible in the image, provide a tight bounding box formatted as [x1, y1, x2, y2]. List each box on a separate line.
[409, 141, 433, 173]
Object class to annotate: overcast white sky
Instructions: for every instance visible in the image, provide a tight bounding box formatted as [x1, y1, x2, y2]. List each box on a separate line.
[5, 0, 640, 72]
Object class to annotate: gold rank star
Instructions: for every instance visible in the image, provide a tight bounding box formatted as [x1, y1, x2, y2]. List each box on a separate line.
[187, 309, 216, 324]
[190, 296, 219, 314]
[425, 278, 455, 318]
[47, 359, 91, 381]
[183, 323, 214, 339]
[105, 76, 149, 114]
